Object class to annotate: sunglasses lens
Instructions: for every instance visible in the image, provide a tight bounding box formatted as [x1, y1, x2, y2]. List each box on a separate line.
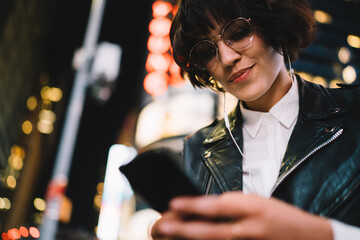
[191, 41, 218, 70]
[223, 18, 252, 49]
[190, 18, 253, 70]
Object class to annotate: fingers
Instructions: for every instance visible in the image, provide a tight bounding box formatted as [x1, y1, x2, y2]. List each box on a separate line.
[153, 217, 266, 240]
[155, 218, 234, 240]
[169, 192, 262, 219]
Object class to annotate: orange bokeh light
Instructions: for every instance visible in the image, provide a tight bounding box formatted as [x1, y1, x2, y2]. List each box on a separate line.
[146, 53, 172, 72]
[169, 60, 184, 87]
[169, 59, 180, 76]
[152, 1, 173, 17]
[19, 227, 29, 237]
[147, 35, 171, 54]
[29, 227, 40, 238]
[149, 17, 172, 37]
[2, 233, 10, 240]
[7, 229, 20, 240]
[144, 72, 169, 96]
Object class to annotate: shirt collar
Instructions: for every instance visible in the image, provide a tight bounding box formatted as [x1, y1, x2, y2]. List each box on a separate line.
[240, 79, 299, 138]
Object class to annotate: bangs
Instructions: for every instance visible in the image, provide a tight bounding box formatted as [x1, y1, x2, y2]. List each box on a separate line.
[180, 0, 246, 40]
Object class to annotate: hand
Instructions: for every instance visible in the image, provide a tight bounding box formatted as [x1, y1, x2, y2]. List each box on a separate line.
[151, 192, 333, 240]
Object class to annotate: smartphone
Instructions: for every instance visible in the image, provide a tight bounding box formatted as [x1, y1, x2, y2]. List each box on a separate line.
[119, 148, 201, 212]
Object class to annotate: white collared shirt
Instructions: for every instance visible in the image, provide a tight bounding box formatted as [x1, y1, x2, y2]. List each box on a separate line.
[241, 79, 299, 197]
[239, 79, 360, 239]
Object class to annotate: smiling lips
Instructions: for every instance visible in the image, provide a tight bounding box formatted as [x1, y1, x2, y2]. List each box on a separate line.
[229, 64, 255, 83]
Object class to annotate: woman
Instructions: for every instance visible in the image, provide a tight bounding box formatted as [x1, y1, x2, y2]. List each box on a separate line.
[151, 0, 360, 239]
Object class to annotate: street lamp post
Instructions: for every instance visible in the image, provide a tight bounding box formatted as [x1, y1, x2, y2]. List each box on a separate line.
[40, 0, 107, 239]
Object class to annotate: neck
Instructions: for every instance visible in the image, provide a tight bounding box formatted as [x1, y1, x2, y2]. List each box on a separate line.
[244, 68, 293, 112]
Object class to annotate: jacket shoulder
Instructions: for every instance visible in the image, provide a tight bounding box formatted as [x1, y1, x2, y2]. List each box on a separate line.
[184, 118, 219, 144]
[327, 83, 360, 107]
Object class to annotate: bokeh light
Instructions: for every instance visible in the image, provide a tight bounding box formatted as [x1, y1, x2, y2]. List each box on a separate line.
[152, 1, 173, 17]
[29, 227, 40, 238]
[143, 72, 169, 96]
[149, 17, 172, 37]
[314, 10, 332, 24]
[342, 65, 357, 84]
[22, 120, 33, 135]
[338, 47, 351, 64]
[147, 35, 171, 54]
[19, 226, 29, 237]
[347, 35, 360, 49]
[146, 53, 172, 72]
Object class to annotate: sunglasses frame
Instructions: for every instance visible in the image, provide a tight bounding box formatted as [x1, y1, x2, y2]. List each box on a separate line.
[189, 17, 253, 70]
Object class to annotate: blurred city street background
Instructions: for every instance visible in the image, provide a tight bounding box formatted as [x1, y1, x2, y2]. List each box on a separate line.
[0, 0, 359, 239]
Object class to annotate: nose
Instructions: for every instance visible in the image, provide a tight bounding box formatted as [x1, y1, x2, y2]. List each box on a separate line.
[217, 40, 241, 67]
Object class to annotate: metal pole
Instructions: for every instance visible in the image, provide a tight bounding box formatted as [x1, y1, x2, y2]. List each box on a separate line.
[40, 0, 107, 239]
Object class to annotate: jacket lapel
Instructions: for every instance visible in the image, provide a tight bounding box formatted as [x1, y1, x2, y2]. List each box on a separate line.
[202, 103, 244, 192]
[279, 78, 345, 180]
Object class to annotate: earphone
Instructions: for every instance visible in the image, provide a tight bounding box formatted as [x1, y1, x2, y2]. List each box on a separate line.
[223, 93, 247, 159]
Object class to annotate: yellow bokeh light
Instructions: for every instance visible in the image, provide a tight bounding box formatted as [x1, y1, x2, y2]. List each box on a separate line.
[26, 96, 38, 111]
[347, 35, 360, 49]
[22, 120, 33, 135]
[49, 87, 63, 102]
[3, 198, 11, 210]
[96, 182, 104, 194]
[11, 145, 25, 158]
[6, 175, 17, 189]
[342, 65, 357, 84]
[314, 10, 332, 24]
[39, 110, 56, 123]
[8, 155, 24, 171]
[93, 194, 102, 210]
[41, 86, 51, 100]
[329, 79, 343, 88]
[0, 198, 5, 209]
[34, 198, 47, 211]
[338, 47, 351, 64]
[297, 72, 313, 81]
[37, 120, 54, 134]
[312, 76, 327, 87]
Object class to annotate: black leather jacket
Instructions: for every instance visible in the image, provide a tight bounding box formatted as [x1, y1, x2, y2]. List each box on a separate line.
[183, 77, 360, 227]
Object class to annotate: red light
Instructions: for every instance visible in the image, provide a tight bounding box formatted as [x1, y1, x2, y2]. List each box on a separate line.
[19, 226, 29, 237]
[152, 1, 173, 17]
[149, 17, 172, 37]
[147, 35, 171, 54]
[172, 5, 179, 16]
[143, 72, 169, 96]
[169, 59, 180, 76]
[29, 227, 40, 238]
[2, 233, 10, 240]
[146, 53, 172, 72]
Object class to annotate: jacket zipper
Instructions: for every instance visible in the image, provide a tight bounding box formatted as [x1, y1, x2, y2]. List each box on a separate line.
[270, 128, 343, 197]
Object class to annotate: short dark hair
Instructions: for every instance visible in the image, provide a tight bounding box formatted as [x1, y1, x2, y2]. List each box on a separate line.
[170, 0, 317, 91]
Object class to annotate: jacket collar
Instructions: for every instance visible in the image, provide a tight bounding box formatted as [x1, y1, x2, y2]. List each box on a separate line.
[202, 75, 345, 193]
[203, 75, 344, 144]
